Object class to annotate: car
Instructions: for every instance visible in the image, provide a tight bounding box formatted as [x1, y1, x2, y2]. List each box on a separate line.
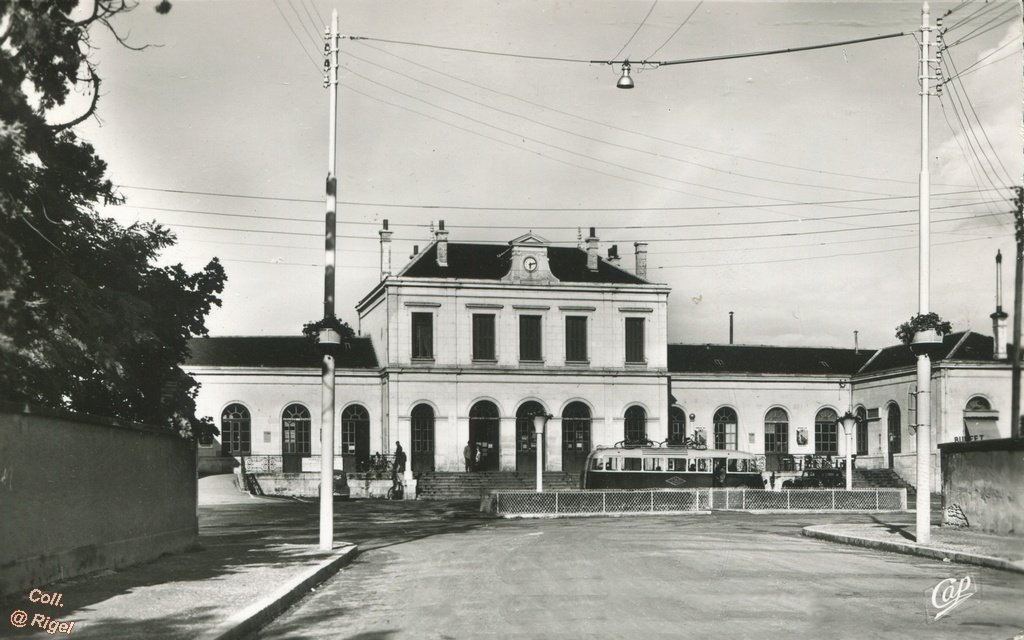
[781, 468, 845, 489]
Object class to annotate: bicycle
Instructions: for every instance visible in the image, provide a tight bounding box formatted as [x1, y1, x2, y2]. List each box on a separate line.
[386, 476, 404, 500]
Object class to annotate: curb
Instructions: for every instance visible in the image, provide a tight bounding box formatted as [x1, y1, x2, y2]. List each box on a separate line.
[802, 526, 1024, 574]
[201, 544, 359, 640]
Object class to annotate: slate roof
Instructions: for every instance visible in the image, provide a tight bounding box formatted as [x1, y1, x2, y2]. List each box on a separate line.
[400, 242, 647, 285]
[858, 331, 1002, 374]
[185, 336, 379, 369]
[668, 343, 873, 376]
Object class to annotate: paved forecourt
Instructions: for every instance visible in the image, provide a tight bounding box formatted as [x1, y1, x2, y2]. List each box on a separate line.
[258, 509, 1023, 639]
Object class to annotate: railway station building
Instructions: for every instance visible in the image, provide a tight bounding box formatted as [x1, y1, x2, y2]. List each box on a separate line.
[186, 225, 1017, 492]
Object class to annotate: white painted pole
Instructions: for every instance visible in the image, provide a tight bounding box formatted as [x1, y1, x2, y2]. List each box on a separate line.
[319, 9, 339, 552]
[535, 424, 543, 493]
[845, 428, 852, 491]
[915, 0, 932, 545]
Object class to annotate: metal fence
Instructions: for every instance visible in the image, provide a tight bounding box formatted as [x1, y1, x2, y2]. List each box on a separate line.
[486, 488, 906, 518]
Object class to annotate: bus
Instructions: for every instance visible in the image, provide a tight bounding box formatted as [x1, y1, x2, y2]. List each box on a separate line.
[581, 444, 764, 490]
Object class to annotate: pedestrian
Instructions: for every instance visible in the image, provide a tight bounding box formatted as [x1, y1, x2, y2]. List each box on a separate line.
[464, 441, 475, 472]
[769, 472, 776, 490]
[393, 441, 406, 474]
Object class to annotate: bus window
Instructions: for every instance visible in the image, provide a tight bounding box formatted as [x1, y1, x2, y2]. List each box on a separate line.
[605, 458, 619, 471]
[697, 458, 709, 472]
[623, 457, 642, 471]
[643, 458, 664, 471]
[668, 458, 687, 472]
[729, 458, 748, 472]
[688, 460, 697, 472]
[728, 458, 738, 472]
[592, 458, 605, 471]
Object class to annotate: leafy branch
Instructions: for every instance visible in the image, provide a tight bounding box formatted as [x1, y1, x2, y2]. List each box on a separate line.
[895, 312, 952, 345]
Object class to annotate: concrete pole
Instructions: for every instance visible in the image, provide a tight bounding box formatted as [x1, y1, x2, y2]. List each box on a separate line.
[535, 424, 543, 493]
[319, 9, 339, 551]
[845, 429, 852, 491]
[915, 1, 932, 545]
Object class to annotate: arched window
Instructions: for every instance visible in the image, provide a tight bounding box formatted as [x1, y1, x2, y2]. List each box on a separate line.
[562, 402, 592, 453]
[887, 403, 901, 454]
[814, 408, 839, 455]
[221, 404, 251, 456]
[965, 396, 991, 411]
[341, 404, 369, 457]
[282, 404, 311, 456]
[764, 408, 788, 454]
[855, 406, 868, 455]
[469, 401, 500, 471]
[713, 407, 738, 450]
[516, 401, 545, 453]
[624, 406, 646, 444]
[669, 406, 687, 445]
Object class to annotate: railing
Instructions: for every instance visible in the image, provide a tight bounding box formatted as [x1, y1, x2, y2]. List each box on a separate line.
[485, 488, 906, 518]
[241, 454, 396, 474]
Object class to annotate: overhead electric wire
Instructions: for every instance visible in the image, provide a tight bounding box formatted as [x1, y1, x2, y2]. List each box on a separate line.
[273, 0, 322, 72]
[351, 43, 900, 198]
[611, 0, 659, 61]
[298, 0, 325, 40]
[944, 39, 1019, 82]
[943, 1, 1003, 33]
[944, 50, 1015, 186]
[286, 0, 322, 51]
[645, 0, 703, 60]
[944, 5, 1018, 46]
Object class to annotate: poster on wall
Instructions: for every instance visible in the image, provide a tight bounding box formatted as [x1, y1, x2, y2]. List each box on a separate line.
[796, 427, 808, 446]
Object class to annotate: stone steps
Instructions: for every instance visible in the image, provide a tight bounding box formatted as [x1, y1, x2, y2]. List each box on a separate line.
[417, 472, 580, 499]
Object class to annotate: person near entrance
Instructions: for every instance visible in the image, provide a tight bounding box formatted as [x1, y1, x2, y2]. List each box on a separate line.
[393, 441, 406, 474]
[389, 442, 407, 500]
[464, 441, 476, 472]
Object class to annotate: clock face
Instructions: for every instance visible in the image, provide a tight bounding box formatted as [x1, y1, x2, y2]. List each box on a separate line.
[523, 256, 538, 272]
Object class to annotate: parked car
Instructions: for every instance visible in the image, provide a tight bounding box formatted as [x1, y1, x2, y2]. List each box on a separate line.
[781, 468, 845, 489]
[333, 471, 351, 500]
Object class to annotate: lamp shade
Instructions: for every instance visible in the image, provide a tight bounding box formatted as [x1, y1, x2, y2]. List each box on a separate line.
[533, 413, 552, 432]
[617, 61, 635, 89]
[837, 411, 858, 434]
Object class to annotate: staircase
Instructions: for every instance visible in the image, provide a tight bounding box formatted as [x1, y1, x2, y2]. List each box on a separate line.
[853, 468, 914, 491]
[416, 471, 580, 500]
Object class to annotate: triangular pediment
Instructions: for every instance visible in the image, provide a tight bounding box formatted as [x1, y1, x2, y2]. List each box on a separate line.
[508, 232, 549, 246]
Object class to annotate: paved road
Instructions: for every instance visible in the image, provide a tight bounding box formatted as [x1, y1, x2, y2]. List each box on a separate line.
[257, 503, 1023, 640]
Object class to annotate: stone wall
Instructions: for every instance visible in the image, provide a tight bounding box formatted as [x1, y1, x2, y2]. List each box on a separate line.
[939, 438, 1024, 536]
[0, 404, 197, 597]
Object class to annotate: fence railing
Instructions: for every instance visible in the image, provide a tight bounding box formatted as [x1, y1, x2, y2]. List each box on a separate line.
[485, 488, 907, 518]
[241, 454, 397, 474]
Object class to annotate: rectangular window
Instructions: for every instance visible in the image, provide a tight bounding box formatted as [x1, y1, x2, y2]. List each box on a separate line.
[565, 316, 588, 362]
[668, 458, 687, 472]
[472, 314, 496, 360]
[519, 315, 542, 361]
[625, 317, 645, 363]
[622, 457, 642, 471]
[411, 312, 433, 359]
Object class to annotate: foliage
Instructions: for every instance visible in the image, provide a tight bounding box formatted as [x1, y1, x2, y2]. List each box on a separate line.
[0, 0, 226, 441]
[895, 312, 952, 345]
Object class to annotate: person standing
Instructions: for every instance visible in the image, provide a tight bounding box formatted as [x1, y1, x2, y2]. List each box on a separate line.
[464, 441, 475, 472]
[393, 441, 407, 474]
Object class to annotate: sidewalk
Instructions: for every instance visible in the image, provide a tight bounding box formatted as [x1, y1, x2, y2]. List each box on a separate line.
[804, 521, 1024, 574]
[0, 476, 357, 640]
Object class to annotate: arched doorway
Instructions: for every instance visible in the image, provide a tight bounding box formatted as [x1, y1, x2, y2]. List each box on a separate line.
[669, 406, 686, 445]
[411, 404, 435, 472]
[281, 403, 311, 472]
[713, 407, 738, 450]
[341, 404, 370, 472]
[221, 403, 251, 457]
[516, 401, 545, 475]
[887, 403, 901, 468]
[469, 401, 500, 472]
[561, 402, 592, 476]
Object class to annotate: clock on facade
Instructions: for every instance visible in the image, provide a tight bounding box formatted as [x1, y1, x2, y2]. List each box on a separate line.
[523, 256, 538, 272]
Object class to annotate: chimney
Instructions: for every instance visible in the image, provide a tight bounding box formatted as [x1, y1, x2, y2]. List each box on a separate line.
[435, 219, 449, 267]
[991, 250, 1008, 359]
[379, 219, 393, 280]
[729, 311, 734, 345]
[410, 245, 419, 260]
[854, 330, 860, 355]
[633, 241, 648, 280]
[586, 227, 599, 272]
[607, 245, 620, 266]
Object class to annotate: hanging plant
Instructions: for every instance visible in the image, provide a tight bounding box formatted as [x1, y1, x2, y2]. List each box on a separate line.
[302, 315, 355, 350]
[895, 312, 952, 346]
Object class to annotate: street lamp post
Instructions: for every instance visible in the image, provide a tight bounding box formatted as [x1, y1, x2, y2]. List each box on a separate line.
[837, 412, 858, 491]
[533, 413, 552, 492]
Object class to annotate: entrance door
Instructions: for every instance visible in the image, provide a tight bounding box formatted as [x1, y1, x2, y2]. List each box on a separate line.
[469, 401, 500, 471]
[516, 401, 545, 475]
[341, 404, 370, 472]
[887, 404, 901, 468]
[411, 404, 435, 473]
[282, 404, 312, 473]
[561, 402, 591, 476]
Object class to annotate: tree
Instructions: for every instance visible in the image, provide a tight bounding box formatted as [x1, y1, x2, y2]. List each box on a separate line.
[0, 0, 226, 439]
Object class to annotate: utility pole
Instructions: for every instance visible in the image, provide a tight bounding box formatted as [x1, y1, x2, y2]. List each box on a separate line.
[1013, 186, 1023, 438]
[914, 1, 933, 545]
[319, 9, 339, 551]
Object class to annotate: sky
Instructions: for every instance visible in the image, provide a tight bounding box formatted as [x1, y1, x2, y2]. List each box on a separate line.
[68, 0, 1023, 349]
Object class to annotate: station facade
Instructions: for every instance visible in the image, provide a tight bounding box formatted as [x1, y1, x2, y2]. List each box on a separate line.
[187, 225, 1016, 489]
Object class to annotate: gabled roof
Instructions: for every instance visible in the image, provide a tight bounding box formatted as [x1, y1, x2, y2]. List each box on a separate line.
[185, 336, 379, 369]
[400, 242, 648, 285]
[858, 331, 1001, 374]
[668, 343, 872, 376]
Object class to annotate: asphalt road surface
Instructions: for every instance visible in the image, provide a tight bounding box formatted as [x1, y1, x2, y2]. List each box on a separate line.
[257, 502, 1023, 640]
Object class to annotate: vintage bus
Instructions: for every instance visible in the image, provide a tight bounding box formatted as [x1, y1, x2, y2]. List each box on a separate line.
[580, 445, 764, 490]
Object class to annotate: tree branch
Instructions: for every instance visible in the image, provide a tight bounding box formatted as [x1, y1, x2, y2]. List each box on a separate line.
[47, 72, 101, 131]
